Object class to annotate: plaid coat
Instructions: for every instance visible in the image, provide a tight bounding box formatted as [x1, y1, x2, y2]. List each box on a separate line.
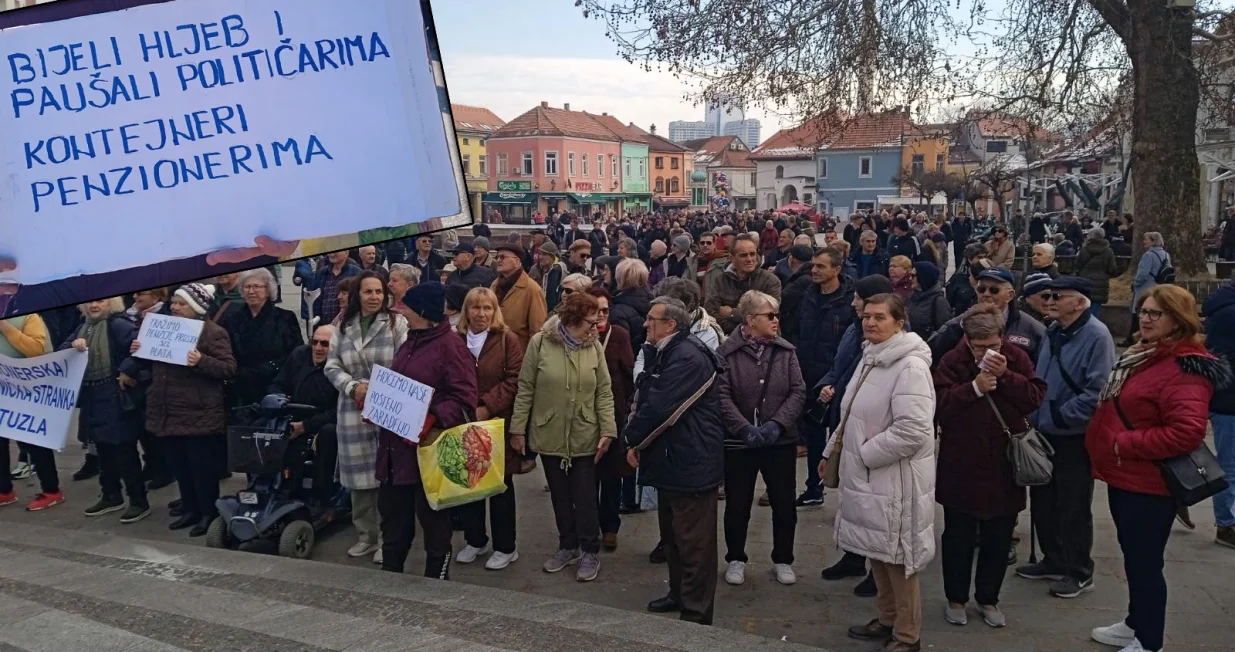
[324, 311, 408, 490]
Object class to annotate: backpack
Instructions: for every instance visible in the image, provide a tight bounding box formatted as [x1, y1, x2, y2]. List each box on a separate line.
[1151, 250, 1174, 284]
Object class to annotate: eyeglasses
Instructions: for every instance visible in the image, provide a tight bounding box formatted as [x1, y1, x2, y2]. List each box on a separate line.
[584, 318, 601, 328]
[242, 284, 266, 292]
[597, 308, 610, 315]
[975, 285, 1004, 295]
[1138, 308, 1164, 322]
[752, 312, 780, 321]
[562, 287, 575, 295]
[579, 254, 591, 260]
[310, 339, 331, 347]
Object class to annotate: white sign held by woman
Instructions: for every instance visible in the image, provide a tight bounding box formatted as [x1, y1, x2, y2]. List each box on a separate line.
[0, 348, 88, 450]
[133, 314, 204, 366]
[363, 364, 433, 443]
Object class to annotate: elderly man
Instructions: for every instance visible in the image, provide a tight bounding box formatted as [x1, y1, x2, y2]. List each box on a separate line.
[447, 242, 497, 290]
[387, 264, 420, 305]
[529, 242, 567, 311]
[1019, 271, 1053, 323]
[472, 237, 495, 268]
[1032, 243, 1059, 278]
[491, 242, 547, 350]
[296, 251, 360, 325]
[929, 267, 1046, 366]
[269, 324, 340, 505]
[850, 230, 891, 279]
[409, 234, 447, 281]
[567, 240, 594, 276]
[648, 240, 670, 287]
[627, 297, 726, 625]
[356, 245, 386, 277]
[660, 235, 695, 281]
[1018, 276, 1115, 600]
[704, 234, 783, 334]
[764, 229, 795, 270]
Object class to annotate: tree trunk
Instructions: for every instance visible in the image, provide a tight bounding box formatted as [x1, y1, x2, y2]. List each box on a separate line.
[1126, 0, 1206, 275]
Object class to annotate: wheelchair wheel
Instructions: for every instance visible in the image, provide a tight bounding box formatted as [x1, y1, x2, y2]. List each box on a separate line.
[278, 520, 315, 559]
[205, 517, 231, 550]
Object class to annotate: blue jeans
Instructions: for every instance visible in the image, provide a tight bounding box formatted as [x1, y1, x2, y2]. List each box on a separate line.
[1212, 413, 1235, 528]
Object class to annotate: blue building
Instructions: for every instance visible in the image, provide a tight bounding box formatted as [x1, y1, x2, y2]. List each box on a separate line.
[815, 110, 912, 219]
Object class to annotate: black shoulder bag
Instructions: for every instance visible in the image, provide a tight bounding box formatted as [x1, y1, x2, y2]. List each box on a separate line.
[1111, 394, 1228, 507]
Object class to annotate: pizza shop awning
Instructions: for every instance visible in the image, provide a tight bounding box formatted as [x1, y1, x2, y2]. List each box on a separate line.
[482, 192, 536, 205]
[570, 193, 623, 204]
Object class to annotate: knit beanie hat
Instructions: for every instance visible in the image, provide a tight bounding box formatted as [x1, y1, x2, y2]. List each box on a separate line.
[174, 283, 215, 316]
[472, 236, 491, 251]
[913, 261, 941, 291]
[854, 274, 894, 300]
[1021, 272, 1052, 297]
[672, 235, 693, 252]
[402, 281, 446, 323]
[444, 283, 469, 312]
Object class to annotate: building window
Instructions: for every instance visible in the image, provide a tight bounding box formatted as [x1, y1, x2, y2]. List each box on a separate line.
[521, 152, 533, 175]
[775, 165, 784, 179]
[478, 155, 487, 176]
[568, 152, 576, 177]
[637, 158, 645, 180]
[818, 158, 828, 179]
[750, 172, 757, 186]
[655, 176, 664, 192]
[911, 154, 925, 175]
[670, 177, 680, 193]
[497, 153, 508, 175]
[461, 154, 471, 175]
[670, 158, 679, 169]
[692, 187, 705, 205]
[803, 192, 813, 204]
[612, 155, 619, 179]
[986, 140, 1008, 153]
[596, 155, 603, 178]
[859, 156, 872, 178]
[545, 151, 558, 176]
[936, 153, 945, 171]
[625, 158, 632, 179]
[855, 200, 876, 212]
[479, 139, 485, 147]
[655, 156, 664, 169]
[462, 138, 470, 145]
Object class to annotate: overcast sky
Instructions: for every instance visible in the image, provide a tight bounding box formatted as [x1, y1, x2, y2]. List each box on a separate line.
[433, 0, 797, 139]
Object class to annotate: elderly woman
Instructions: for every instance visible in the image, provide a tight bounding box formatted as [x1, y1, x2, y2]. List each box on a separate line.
[510, 292, 617, 583]
[1087, 285, 1227, 652]
[587, 287, 635, 551]
[126, 287, 173, 489]
[64, 298, 147, 523]
[325, 270, 408, 564]
[222, 268, 303, 409]
[133, 283, 236, 537]
[386, 263, 421, 306]
[453, 288, 525, 571]
[1076, 227, 1120, 317]
[716, 290, 806, 587]
[888, 255, 915, 299]
[1121, 231, 1173, 346]
[934, 303, 1046, 628]
[379, 282, 477, 579]
[559, 272, 594, 304]
[1031, 243, 1059, 278]
[831, 294, 936, 652]
[610, 258, 653, 356]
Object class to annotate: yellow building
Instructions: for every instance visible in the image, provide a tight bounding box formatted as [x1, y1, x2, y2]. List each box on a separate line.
[901, 124, 952, 181]
[451, 104, 506, 222]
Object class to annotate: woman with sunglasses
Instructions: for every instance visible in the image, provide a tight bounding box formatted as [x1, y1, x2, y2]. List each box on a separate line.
[587, 287, 635, 552]
[510, 291, 617, 582]
[934, 303, 1046, 628]
[714, 290, 806, 586]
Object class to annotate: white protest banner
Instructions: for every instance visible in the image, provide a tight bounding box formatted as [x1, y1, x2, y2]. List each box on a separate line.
[363, 364, 434, 444]
[0, 0, 461, 286]
[0, 348, 88, 451]
[132, 313, 204, 366]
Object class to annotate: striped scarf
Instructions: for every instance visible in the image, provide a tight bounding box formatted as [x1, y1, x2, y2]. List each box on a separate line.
[558, 322, 582, 351]
[1099, 342, 1158, 402]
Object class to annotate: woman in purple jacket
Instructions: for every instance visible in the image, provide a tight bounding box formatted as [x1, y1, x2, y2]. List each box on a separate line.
[379, 282, 478, 579]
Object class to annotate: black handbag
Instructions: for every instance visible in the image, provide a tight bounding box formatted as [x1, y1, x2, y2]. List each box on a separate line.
[1113, 395, 1228, 507]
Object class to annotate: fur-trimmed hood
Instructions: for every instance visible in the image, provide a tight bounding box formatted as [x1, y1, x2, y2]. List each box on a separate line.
[1178, 350, 1233, 391]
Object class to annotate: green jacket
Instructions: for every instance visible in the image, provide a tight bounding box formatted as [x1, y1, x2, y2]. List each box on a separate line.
[510, 317, 618, 460]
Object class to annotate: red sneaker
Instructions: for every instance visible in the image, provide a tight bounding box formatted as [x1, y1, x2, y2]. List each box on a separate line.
[0, 490, 17, 507]
[26, 491, 65, 511]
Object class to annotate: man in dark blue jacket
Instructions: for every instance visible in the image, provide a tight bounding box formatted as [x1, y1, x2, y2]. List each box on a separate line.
[793, 247, 855, 507]
[886, 217, 922, 261]
[850, 231, 891, 279]
[1204, 281, 1235, 547]
[626, 296, 726, 626]
[269, 324, 340, 505]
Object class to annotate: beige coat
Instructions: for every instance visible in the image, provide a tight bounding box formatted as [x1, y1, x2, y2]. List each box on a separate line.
[492, 271, 548, 352]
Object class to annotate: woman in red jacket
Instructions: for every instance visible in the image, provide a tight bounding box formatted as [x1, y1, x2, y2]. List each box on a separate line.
[934, 303, 1046, 628]
[1087, 284, 1230, 652]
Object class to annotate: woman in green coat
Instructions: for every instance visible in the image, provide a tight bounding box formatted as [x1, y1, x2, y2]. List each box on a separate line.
[510, 292, 617, 583]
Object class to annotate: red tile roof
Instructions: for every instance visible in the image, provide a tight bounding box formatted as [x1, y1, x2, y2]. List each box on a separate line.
[685, 136, 755, 168]
[750, 112, 846, 160]
[969, 112, 1055, 142]
[818, 110, 914, 151]
[624, 124, 689, 152]
[585, 112, 645, 143]
[450, 104, 505, 134]
[491, 103, 621, 141]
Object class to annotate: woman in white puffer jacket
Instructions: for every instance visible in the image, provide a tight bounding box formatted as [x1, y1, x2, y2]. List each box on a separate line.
[825, 292, 936, 652]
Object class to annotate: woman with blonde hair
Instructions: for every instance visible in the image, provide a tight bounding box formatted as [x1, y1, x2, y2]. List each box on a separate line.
[610, 258, 652, 356]
[454, 288, 526, 570]
[558, 273, 594, 303]
[63, 298, 148, 523]
[1087, 284, 1229, 652]
[888, 256, 915, 299]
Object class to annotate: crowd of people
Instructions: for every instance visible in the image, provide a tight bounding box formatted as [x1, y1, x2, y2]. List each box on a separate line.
[2, 204, 1233, 652]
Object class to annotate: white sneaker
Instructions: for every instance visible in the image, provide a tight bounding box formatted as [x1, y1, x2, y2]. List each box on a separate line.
[372, 548, 383, 565]
[1092, 621, 1136, 648]
[724, 560, 746, 585]
[773, 563, 796, 585]
[485, 550, 518, 570]
[347, 541, 378, 558]
[456, 544, 488, 564]
[1119, 641, 1155, 652]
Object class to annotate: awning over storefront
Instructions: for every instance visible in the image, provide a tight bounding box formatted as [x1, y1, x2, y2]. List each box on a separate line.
[654, 197, 691, 207]
[570, 192, 623, 204]
[482, 192, 536, 205]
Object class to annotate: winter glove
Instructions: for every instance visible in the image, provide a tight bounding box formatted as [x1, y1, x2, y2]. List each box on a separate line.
[739, 425, 763, 447]
[757, 421, 783, 446]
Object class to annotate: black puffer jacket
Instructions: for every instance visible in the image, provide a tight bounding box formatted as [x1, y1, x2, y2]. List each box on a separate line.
[907, 286, 952, 341]
[793, 275, 856, 388]
[1075, 238, 1120, 304]
[626, 332, 726, 494]
[610, 286, 652, 357]
[221, 302, 304, 408]
[268, 344, 339, 436]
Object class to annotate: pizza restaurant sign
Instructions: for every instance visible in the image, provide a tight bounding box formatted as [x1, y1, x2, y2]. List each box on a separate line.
[573, 181, 600, 191]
